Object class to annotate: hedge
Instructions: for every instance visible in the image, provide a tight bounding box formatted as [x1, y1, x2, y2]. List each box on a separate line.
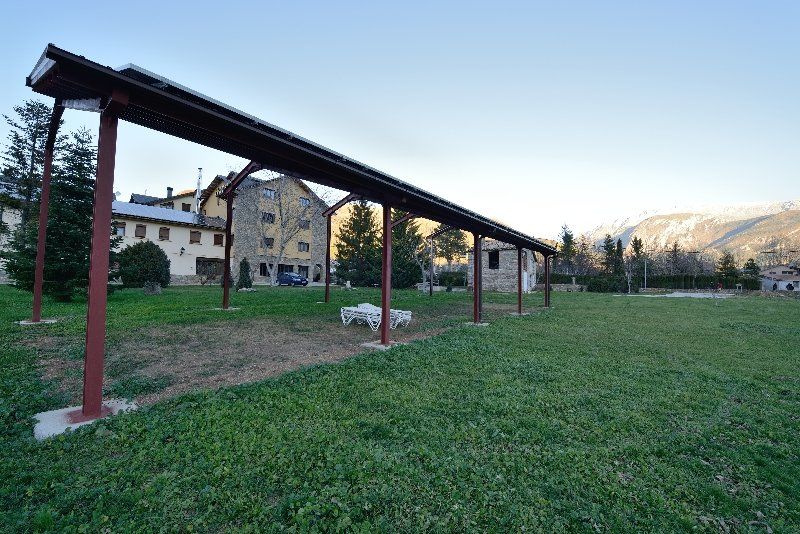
[551, 272, 760, 292]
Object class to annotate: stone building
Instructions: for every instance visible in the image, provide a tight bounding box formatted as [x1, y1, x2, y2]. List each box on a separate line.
[200, 174, 328, 284]
[467, 239, 538, 292]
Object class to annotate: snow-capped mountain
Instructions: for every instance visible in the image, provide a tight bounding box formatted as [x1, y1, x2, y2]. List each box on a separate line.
[587, 200, 800, 257]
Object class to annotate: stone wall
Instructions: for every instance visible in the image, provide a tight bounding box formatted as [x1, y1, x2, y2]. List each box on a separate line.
[466, 239, 537, 293]
[534, 283, 582, 292]
[170, 274, 208, 286]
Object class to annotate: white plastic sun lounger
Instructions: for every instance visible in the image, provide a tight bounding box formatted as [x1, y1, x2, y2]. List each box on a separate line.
[340, 303, 412, 331]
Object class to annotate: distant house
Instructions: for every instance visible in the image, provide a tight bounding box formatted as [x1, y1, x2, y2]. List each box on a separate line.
[112, 201, 227, 284]
[760, 265, 800, 291]
[0, 176, 22, 283]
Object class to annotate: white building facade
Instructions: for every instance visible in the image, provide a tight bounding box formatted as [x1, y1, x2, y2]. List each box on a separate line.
[760, 265, 800, 291]
[0, 204, 22, 283]
[112, 201, 227, 284]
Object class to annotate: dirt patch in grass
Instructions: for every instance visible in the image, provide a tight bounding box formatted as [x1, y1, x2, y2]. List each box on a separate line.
[34, 312, 459, 406]
[30, 294, 538, 406]
[128, 316, 459, 405]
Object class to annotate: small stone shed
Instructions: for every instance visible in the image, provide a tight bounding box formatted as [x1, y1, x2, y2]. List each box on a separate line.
[467, 239, 538, 292]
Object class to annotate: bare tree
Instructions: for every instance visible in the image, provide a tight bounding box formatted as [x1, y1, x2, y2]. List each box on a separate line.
[414, 239, 431, 287]
[258, 175, 329, 285]
[623, 249, 636, 293]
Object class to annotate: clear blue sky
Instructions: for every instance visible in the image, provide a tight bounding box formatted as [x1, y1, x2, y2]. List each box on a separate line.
[1, 1, 798, 238]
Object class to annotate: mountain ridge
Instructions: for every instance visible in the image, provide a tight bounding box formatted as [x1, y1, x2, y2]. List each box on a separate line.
[586, 199, 800, 260]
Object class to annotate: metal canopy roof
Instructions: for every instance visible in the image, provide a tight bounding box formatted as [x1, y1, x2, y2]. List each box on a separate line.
[27, 44, 556, 255]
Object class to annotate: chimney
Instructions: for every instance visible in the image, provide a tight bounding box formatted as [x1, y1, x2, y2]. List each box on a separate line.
[195, 168, 203, 213]
[166, 187, 173, 198]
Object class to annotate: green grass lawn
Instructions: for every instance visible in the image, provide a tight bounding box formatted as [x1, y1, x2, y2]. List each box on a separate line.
[1, 285, 798, 531]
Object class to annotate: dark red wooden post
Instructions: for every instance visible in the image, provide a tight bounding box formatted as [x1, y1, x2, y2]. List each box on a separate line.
[478, 237, 483, 320]
[429, 237, 434, 297]
[222, 197, 234, 309]
[380, 203, 392, 345]
[325, 215, 332, 302]
[544, 254, 551, 308]
[218, 161, 261, 310]
[517, 247, 523, 314]
[473, 233, 482, 323]
[82, 93, 127, 418]
[321, 193, 360, 303]
[31, 101, 64, 323]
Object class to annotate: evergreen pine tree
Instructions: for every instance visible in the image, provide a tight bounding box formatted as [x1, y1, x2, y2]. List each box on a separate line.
[236, 257, 253, 289]
[3, 127, 115, 300]
[1, 100, 63, 226]
[630, 236, 644, 258]
[614, 239, 624, 275]
[716, 250, 738, 281]
[333, 200, 380, 287]
[601, 234, 615, 273]
[630, 236, 645, 277]
[391, 209, 425, 289]
[742, 258, 760, 277]
[556, 224, 576, 274]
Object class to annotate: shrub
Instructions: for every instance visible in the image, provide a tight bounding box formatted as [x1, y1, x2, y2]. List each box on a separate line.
[236, 257, 253, 289]
[586, 276, 627, 293]
[438, 271, 466, 287]
[117, 240, 170, 289]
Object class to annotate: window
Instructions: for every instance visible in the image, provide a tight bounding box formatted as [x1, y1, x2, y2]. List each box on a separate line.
[488, 250, 500, 269]
[214, 233, 224, 246]
[190, 230, 201, 244]
[135, 224, 146, 238]
[159, 227, 170, 241]
[298, 242, 310, 252]
[263, 237, 274, 249]
[263, 188, 275, 199]
[299, 219, 310, 229]
[299, 197, 311, 207]
[182, 203, 192, 212]
[298, 265, 309, 278]
[278, 264, 293, 273]
[196, 258, 224, 278]
[113, 222, 126, 236]
[259, 262, 268, 277]
[262, 212, 275, 223]
[160, 201, 174, 209]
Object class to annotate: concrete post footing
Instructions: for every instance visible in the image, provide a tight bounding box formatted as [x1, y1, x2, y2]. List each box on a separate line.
[16, 319, 58, 325]
[33, 399, 137, 440]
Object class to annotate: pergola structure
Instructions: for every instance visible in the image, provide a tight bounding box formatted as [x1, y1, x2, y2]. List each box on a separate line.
[24, 44, 557, 423]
